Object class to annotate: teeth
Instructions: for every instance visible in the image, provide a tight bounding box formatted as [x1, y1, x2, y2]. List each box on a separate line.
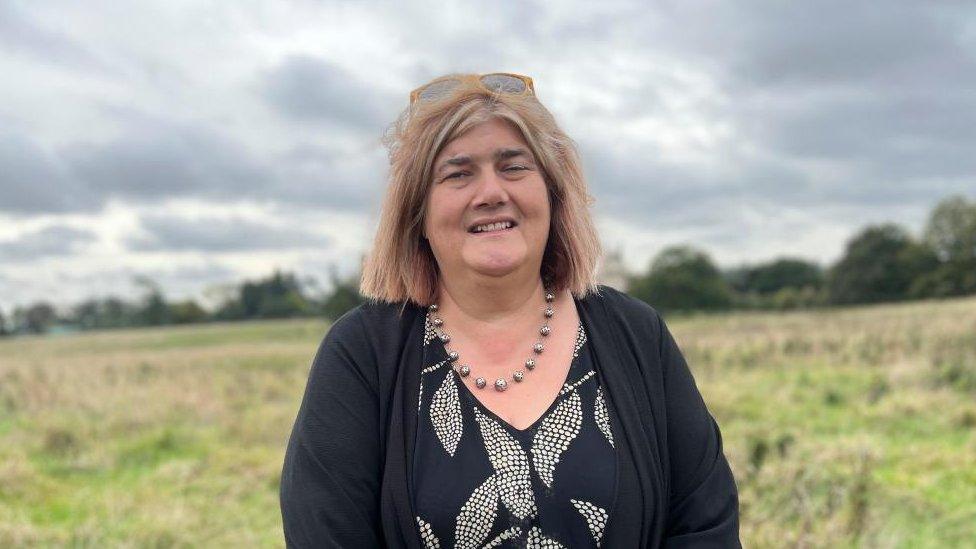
[473, 221, 513, 233]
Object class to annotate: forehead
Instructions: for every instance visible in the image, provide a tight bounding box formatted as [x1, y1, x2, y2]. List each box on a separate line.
[435, 118, 532, 160]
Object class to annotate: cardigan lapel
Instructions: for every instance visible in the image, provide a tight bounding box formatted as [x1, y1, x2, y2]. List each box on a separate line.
[577, 289, 669, 548]
[381, 302, 426, 549]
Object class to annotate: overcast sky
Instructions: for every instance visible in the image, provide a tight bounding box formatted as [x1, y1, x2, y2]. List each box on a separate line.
[2, 1, 975, 311]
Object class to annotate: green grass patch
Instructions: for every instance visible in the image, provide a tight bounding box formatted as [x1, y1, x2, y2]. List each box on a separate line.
[2, 297, 975, 546]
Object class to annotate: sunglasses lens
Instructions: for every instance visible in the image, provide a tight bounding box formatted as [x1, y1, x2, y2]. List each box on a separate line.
[480, 74, 527, 94]
[417, 79, 460, 102]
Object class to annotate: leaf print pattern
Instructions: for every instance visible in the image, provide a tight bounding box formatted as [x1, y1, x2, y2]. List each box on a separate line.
[482, 526, 521, 548]
[526, 526, 566, 548]
[415, 320, 613, 547]
[594, 386, 614, 448]
[416, 516, 441, 549]
[430, 371, 463, 456]
[560, 370, 596, 395]
[531, 390, 582, 488]
[454, 475, 498, 549]
[474, 408, 538, 520]
[571, 499, 609, 547]
[572, 321, 587, 357]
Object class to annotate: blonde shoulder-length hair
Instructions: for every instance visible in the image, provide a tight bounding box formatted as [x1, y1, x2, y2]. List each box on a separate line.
[360, 75, 602, 307]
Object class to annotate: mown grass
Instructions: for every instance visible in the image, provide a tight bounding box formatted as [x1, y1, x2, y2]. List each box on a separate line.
[1, 300, 974, 547]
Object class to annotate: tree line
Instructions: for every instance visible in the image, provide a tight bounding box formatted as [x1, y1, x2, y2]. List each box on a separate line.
[1, 194, 973, 335]
[0, 269, 365, 336]
[627, 194, 976, 313]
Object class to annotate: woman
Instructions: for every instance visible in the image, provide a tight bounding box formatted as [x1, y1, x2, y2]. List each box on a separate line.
[280, 73, 740, 548]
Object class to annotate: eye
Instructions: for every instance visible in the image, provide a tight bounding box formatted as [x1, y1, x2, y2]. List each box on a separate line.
[504, 165, 528, 172]
[444, 171, 469, 181]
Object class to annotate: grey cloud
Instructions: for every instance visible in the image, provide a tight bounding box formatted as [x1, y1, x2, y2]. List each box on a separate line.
[271, 142, 388, 211]
[676, 2, 976, 175]
[580, 137, 807, 224]
[741, 91, 976, 177]
[126, 214, 332, 252]
[64, 120, 273, 201]
[262, 55, 399, 133]
[52, 110, 382, 213]
[0, 133, 99, 215]
[0, 3, 111, 72]
[1, 118, 385, 216]
[648, 1, 976, 89]
[0, 225, 97, 260]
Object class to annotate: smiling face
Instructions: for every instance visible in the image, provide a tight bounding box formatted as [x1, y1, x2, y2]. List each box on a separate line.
[423, 117, 551, 286]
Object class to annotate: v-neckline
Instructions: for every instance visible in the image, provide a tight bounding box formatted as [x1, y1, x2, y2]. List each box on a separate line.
[435, 321, 585, 434]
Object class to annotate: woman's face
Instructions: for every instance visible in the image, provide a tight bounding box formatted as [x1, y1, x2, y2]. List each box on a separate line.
[424, 117, 550, 285]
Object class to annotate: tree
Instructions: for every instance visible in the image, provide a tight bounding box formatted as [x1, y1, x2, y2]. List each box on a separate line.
[925, 195, 976, 262]
[321, 266, 365, 321]
[827, 224, 938, 304]
[234, 270, 312, 319]
[101, 297, 133, 328]
[71, 299, 101, 329]
[628, 245, 733, 313]
[18, 302, 58, 334]
[728, 258, 824, 295]
[920, 195, 976, 296]
[0, 307, 8, 336]
[169, 299, 208, 324]
[134, 276, 171, 326]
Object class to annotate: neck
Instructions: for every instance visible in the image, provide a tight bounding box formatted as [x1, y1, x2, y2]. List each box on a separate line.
[436, 270, 545, 325]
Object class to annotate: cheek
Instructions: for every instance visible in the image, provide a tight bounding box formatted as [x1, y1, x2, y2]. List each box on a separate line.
[423, 192, 463, 242]
[526, 183, 551, 225]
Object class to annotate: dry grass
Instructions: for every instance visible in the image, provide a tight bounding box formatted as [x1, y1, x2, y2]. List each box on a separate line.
[1, 300, 975, 547]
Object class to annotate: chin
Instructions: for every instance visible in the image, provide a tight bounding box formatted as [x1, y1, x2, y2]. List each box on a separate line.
[465, 255, 525, 278]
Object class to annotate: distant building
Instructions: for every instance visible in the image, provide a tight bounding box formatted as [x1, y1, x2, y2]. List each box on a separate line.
[596, 247, 629, 291]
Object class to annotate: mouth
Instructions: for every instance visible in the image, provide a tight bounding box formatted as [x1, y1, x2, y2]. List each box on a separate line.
[467, 219, 518, 235]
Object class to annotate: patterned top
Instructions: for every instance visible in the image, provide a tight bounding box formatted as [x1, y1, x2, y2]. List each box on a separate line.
[412, 312, 616, 548]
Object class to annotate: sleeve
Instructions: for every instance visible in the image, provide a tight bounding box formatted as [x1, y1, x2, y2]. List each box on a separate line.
[658, 313, 742, 548]
[279, 309, 384, 548]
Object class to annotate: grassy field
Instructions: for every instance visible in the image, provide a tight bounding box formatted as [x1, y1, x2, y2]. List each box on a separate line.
[1, 297, 974, 547]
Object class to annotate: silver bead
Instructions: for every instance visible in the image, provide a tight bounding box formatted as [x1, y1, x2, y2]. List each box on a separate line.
[439, 332, 450, 343]
[545, 307, 554, 318]
[448, 351, 459, 362]
[525, 358, 536, 370]
[429, 304, 438, 312]
[458, 364, 470, 377]
[540, 325, 551, 336]
[513, 370, 524, 382]
[533, 342, 544, 354]
[494, 379, 508, 391]
[432, 317, 443, 327]
[545, 292, 555, 302]
[475, 377, 486, 389]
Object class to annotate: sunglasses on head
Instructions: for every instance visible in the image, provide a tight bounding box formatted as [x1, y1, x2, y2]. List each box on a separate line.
[409, 73, 535, 105]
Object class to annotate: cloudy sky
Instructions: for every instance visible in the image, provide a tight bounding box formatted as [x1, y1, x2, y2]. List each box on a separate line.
[2, 1, 975, 311]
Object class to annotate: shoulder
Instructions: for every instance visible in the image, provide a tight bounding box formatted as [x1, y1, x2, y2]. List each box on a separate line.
[304, 300, 419, 395]
[324, 299, 418, 340]
[315, 299, 422, 365]
[582, 284, 664, 334]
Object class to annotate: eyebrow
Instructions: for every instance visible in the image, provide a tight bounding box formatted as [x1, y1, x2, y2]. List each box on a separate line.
[436, 148, 532, 174]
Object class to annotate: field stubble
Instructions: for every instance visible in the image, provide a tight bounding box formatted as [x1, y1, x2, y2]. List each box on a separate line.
[1, 301, 974, 547]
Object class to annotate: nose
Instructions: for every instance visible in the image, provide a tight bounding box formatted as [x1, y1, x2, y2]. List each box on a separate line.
[472, 170, 509, 209]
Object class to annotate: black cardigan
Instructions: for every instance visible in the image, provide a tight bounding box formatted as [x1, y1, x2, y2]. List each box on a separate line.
[280, 285, 741, 548]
